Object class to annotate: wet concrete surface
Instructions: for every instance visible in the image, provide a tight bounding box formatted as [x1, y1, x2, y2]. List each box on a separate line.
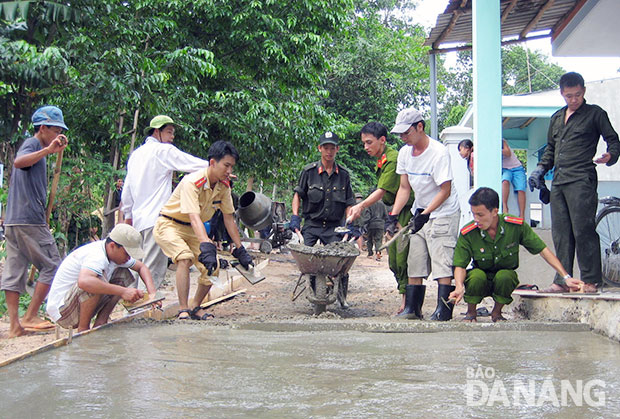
[1, 322, 619, 418]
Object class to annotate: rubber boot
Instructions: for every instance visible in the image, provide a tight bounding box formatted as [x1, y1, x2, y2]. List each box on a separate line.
[430, 284, 456, 321]
[397, 284, 426, 319]
[337, 275, 349, 309]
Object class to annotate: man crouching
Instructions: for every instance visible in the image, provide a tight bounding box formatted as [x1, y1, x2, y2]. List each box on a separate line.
[449, 187, 583, 322]
[46, 224, 158, 331]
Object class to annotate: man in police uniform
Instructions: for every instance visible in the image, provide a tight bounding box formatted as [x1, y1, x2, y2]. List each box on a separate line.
[347, 122, 414, 314]
[449, 187, 583, 322]
[290, 131, 356, 308]
[154, 140, 253, 320]
[529, 72, 620, 293]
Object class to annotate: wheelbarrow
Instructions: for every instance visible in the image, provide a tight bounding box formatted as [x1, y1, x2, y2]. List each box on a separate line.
[288, 243, 359, 315]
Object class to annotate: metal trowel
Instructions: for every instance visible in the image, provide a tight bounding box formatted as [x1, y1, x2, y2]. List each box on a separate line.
[231, 261, 266, 285]
[121, 292, 165, 312]
[334, 216, 353, 233]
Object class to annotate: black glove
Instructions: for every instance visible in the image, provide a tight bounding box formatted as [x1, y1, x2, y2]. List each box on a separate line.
[198, 242, 218, 275]
[539, 184, 551, 205]
[232, 245, 253, 269]
[386, 213, 399, 236]
[411, 208, 430, 234]
[528, 166, 546, 192]
[289, 214, 301, 232]
[348, 224, 361, 240]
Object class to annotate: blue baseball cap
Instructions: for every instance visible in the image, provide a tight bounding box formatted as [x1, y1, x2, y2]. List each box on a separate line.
[31, 105, 69, 130]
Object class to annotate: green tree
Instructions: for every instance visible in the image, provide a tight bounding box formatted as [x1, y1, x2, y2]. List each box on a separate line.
[320, 0, 429, 195]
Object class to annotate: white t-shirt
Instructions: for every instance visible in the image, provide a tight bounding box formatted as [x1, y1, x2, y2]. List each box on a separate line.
[121, 137, 208, 232]
[46, 240, 136, 321]
[396, 137, 460, 219]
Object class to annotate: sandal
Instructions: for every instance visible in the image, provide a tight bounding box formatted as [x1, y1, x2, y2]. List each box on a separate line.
[178, 309, 192, 320]
[492, 314, 507, 322]
[463, 314, 477, 322]
[190, 306, 215, 320]
[516, 284, 539, 290]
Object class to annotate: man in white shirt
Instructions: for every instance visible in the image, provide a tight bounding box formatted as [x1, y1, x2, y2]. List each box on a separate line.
[47, 224, 159, 331]
[388, 108, 460, 321]
[122, 115, 208, 289]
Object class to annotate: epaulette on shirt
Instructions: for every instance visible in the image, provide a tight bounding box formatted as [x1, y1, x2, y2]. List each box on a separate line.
[194, 176, 207, 188]
[504, 216, 524, 225]
[303, 162, 318, 171]
[377, 154, 388, 169]
[460, 223, 478, 235]
[220, 179, 231, 188]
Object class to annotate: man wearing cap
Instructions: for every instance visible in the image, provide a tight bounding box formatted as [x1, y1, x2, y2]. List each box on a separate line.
[347, 122, 415, 314]
[388, 108, 461, 321]
[46, 224, 158, 331]
[1, 105, 68, 337]
[122, 115, 208, 290]
[154, 140, 253, 320]
[290, 132, 356, 308]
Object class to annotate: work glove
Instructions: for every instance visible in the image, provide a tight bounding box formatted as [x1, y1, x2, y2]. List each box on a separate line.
[289, 214, 301, 232]
[232, 245, 254, 270]
[386, 213, 399, 236]
[528, 166, 547, 192]
[411, 208, 430, 234]
[198, 242, 218, 275]
[348, 224, 361, 240]
[539, 184, 551, 205]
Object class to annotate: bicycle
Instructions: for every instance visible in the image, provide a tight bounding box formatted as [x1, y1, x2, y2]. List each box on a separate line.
[595, 196, 620, 286]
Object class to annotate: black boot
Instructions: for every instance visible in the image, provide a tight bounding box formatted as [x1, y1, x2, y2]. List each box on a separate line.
[430, 284, 456, 321]
[398, 285, 426, 319]
[337, 275, 349, 309]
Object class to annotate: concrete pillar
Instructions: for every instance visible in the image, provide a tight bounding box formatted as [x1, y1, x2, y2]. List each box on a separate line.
[472, 0, 502, 194]
[429, 53, 438, 140]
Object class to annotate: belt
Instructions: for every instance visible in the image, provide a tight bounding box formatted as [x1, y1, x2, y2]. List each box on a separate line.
[159, 214, 191, 226]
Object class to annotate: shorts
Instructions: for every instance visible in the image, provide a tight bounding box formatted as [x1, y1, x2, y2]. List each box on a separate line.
[56, 268, 134, 329]
[153, 216, 219, 285]
[501, 166, 526, 192]
[407, 211, 460, 280]
[0, 225, 61, 294]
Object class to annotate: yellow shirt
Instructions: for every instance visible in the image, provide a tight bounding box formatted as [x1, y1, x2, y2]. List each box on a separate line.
[159, 168, 234, 223]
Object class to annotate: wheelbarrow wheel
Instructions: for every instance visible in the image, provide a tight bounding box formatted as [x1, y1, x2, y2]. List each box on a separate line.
[313, 275, 328, 315]
[313, 303, 326, 315]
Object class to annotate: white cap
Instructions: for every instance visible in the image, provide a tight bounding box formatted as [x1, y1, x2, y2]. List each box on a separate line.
[390, 108, 424, 134]
[108, 224, 144, 259]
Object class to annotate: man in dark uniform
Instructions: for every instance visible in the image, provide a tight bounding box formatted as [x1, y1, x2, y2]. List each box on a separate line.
[290, 131, 356, 308]
[450, 187, 584, 322]
[529, 72, 620, 293]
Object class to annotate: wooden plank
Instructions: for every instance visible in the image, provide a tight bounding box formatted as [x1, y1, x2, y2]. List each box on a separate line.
[513, 289, 620, 301]
[520, 0, 555, 39]
[200, 289, 247, 308]
[501, 0, 519, 24]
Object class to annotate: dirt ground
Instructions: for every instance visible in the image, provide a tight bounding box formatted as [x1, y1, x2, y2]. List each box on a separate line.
[0, 247, 498, 365]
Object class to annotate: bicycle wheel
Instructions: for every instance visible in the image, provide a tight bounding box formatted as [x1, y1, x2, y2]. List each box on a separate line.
[596, 206, 620, 286]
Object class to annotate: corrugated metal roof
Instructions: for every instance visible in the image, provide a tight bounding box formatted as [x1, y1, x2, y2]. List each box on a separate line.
[425, 0, 583, 52]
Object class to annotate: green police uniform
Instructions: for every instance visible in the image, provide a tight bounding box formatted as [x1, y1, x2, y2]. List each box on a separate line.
[376, 146, 414, 294]
[453, 214, 547, 305]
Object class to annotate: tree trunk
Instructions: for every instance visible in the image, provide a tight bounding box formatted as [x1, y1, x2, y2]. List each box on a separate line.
[128, 107, 141, 155]
[246, 176, 254, 192]
[102, 113, 124, 236]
